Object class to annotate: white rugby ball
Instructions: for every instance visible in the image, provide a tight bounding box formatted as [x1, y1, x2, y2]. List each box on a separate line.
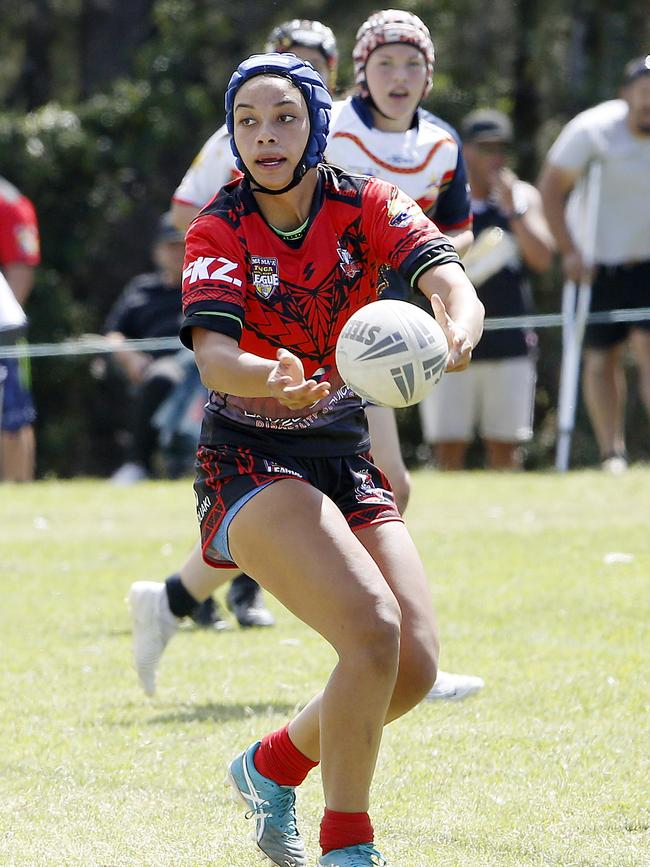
[335, 299, 449, 408]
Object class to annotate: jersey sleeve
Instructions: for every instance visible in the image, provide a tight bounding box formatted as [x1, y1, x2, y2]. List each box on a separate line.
[0, 194, 40, 266]
[431, 143, 472, 233]
[172, 126, 241, 209]
[362, 177, 462, 290]
[180, 216, 247, 349]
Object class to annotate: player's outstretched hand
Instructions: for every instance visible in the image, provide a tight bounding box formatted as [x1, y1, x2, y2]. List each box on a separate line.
[268, 349, 331, 408]
[430, 294, 473, 372]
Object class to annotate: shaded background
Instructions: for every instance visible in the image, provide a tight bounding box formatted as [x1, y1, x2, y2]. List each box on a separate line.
[1, 0, 648, 477]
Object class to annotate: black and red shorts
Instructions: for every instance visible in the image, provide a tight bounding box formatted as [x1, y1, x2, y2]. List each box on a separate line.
[193, 443, 402, 567]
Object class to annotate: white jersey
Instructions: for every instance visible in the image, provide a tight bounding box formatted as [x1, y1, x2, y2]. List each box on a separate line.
[547, 99, 650, 265]
[173, 124, 239, 209]
[325, 96, 471, 233]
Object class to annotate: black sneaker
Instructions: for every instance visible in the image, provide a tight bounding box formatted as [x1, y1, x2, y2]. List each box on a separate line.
[190, 596, 232, 630]
[226, 574, 275, 628]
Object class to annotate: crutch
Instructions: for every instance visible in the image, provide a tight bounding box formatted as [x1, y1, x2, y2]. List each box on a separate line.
[555, 160, 602, 472]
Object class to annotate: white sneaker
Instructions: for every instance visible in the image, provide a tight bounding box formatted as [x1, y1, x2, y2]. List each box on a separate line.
[111, 462, 148, 486]
[127, 581, 179, 695]
[601, 455, 627, 475]
[425, 670, 484, 702]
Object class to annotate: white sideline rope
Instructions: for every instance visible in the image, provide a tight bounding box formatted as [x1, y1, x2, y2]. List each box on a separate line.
[2, 306, 650, 359]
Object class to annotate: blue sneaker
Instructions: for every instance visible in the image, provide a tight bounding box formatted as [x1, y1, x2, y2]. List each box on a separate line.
[228, 741, 306, 867]
[318, 844, 389, 866]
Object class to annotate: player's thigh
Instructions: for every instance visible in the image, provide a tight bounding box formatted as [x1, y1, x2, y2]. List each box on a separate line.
[227, 478, 401, 653]
[418, 365, 476, 444]
[480, 356, 536, 442]
[355, 520, 438, 675]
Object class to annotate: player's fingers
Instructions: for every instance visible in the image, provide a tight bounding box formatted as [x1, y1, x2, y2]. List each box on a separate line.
[430, 294, 452, 334]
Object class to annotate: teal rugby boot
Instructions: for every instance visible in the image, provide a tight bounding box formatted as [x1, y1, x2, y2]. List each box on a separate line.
[228, 741, 306, 867]
[318, 843, 389, 865]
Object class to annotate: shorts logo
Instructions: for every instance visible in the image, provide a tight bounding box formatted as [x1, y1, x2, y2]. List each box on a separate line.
[337, 244, 361, 279]
[183, 256, 242, 286]
[262, 459, 301, 477]
[195, 494, 211, 521]
[251, 256, 280, 298]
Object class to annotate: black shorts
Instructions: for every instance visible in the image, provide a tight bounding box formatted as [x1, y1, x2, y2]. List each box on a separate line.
[193, 444, 402, 567]
[584, 260, 650, 349]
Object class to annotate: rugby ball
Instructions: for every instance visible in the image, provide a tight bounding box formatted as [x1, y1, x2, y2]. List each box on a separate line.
[335, 299, 449, 408]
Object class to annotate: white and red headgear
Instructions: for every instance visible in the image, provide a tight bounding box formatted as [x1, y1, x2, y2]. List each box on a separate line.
[353, 9, 435, 99]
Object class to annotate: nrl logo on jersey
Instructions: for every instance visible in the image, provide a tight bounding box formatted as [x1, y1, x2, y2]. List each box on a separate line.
[337, 243, 361, 278]
[386, 187, 423, 228]
[251, 255, 279, 298]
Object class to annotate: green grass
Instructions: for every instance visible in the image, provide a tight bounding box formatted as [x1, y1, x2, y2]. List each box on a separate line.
[1, 470, 649, 866]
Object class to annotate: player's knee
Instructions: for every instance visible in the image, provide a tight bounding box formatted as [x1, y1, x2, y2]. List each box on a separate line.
[349, 598, 402, 677]
[392, 636, 438, 713]
[584, 348, 617, 377]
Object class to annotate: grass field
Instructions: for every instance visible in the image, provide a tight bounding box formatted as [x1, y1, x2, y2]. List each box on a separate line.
[1, 470, 649, 867]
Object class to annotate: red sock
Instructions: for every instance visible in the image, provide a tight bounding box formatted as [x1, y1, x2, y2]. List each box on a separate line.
[253, 725, 319, 787]
[319, 808, 374, 854]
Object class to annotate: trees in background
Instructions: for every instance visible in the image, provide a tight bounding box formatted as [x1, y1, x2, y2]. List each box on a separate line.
[0, 1, 648, 475]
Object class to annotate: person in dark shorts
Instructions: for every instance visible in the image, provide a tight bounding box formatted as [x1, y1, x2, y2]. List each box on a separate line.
[129, 53, 483, 866]
[539, 55, 650, 472]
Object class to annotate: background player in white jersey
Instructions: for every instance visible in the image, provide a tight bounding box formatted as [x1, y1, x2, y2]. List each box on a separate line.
[130, 14, 483, 703]
[539, 56, 650, 473]
[327, 9, 474, 516]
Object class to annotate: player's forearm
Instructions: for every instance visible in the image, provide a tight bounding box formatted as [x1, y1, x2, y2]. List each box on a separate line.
[446, 227, 474, 258]
[192, 329, 275, 396]
[419, 262, 484, 348]
[538, 167, 576, 255]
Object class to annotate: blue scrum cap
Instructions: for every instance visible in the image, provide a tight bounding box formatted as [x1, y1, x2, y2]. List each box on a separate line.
[225, 52, 332, 181]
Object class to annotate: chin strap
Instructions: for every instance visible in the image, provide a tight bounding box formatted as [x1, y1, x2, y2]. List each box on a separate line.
[241, 146, 310, 196]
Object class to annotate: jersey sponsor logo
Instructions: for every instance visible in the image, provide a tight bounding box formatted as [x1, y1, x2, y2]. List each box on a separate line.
[183, 256, 243, 287]
[251, 255, 279, 299]
[337, 243, 361, 278]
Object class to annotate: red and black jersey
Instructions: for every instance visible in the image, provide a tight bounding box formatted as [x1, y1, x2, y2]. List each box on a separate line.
[181, 163, 460, 456]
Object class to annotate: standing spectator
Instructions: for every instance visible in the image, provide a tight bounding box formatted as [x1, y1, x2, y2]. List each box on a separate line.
[0, 176, 40, 482]
[105, 212, 187, 485]
[419, 109, 554, 469]
[539, 55, 650, 473]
